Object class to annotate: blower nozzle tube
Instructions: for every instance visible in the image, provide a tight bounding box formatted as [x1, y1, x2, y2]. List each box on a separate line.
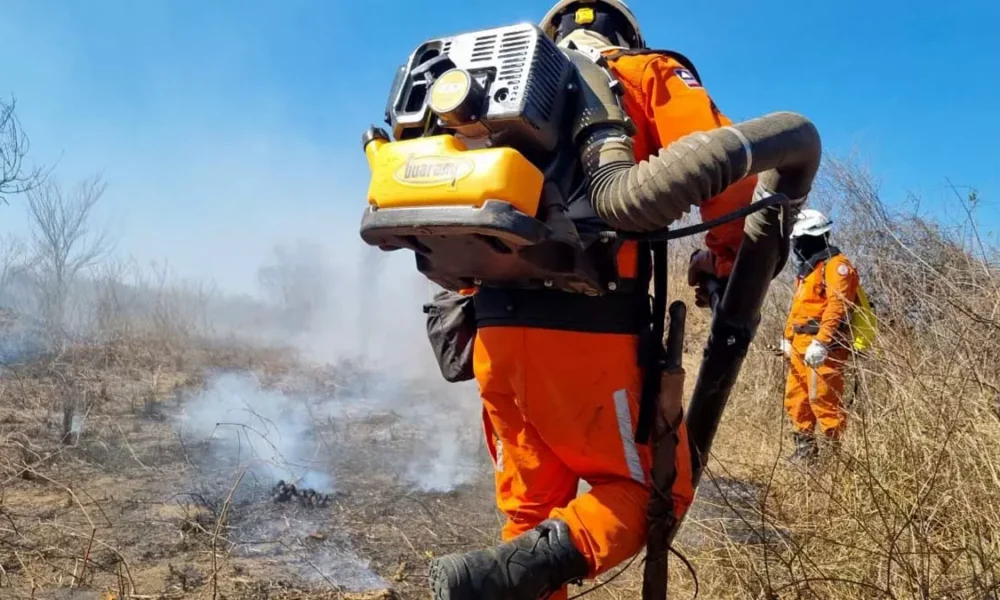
[569, 55, 821, 231]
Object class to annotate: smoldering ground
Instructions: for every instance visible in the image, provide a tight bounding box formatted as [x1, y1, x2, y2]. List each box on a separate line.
[167, 242, 490, 591]
[175, 368, 486, 498]
[169, 371, 487, 591]
[179, 240, 486, 492]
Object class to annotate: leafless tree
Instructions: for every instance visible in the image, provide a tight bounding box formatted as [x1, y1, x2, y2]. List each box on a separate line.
[0, 233, 33, 298]
[1, 96, 45, 203]
[256, 240, 331, 333]
[26, 174, 112, 334]
[91, 257, 141, 341]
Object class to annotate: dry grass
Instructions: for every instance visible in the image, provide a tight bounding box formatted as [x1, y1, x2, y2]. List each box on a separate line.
[1, 158, 997, 599]
[654, 159, 1000, 600]
[0, 334, 499, 600]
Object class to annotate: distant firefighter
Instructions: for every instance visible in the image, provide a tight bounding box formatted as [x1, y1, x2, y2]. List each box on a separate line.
[781, 209, 859, 462]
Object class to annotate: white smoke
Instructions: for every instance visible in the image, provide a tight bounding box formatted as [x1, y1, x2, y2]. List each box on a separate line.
[178, 372, 338, 492]
[176, 368, 484, 495]
[407, 425, 476, 492]
[233, 238, 486, 493]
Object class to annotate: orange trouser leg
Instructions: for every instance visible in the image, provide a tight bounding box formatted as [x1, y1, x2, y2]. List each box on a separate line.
[479, 404, 577, 600]
[784, 334, 848, 438]
[479, 400, 579, 540]
[474, 326, 654, 581]
[784, 342, 817, 434]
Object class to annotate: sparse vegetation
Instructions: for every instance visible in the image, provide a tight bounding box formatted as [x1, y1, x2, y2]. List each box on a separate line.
[1, 151, 997, 600]
[658, 158, 1000, 600]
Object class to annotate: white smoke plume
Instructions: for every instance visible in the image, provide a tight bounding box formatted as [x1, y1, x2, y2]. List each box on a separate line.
[228, 238, 487, 493]
[176, 351, 485, 495]
[178, 372, 338, 493]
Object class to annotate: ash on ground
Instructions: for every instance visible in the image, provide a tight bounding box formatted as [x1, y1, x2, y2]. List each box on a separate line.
[273, 479, 334, 508]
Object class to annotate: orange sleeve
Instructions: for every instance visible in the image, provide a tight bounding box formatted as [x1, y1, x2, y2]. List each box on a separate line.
[641, 57, 757, 278]
[817, 256, 860, 345]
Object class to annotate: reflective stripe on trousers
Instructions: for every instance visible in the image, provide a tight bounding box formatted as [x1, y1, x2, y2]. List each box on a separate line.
[613, 389, 645, 484]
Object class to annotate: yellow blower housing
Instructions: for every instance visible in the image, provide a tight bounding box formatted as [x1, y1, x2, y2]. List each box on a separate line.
[359, 128, 560, 292]
[364, 134, 544, 216]
[358, 23, 615, 294]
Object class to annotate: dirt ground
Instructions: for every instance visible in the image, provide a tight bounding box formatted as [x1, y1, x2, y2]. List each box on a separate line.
[0, 331, 768, 600]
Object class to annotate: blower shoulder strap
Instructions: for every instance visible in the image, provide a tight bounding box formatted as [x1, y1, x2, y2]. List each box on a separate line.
[635, 239, 667, 445]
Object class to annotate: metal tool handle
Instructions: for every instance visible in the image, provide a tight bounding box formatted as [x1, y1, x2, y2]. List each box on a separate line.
[664, 301, 686, 370]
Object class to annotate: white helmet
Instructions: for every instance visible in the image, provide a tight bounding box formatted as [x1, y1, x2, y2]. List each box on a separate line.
[791, 208, 833, 239]
[540, 0, 645, 49]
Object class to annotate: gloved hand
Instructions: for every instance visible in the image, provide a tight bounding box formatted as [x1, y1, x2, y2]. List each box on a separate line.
[780, 338, 792, 358]
[804, 339, 828, 367]
[687, 249, 718, 309]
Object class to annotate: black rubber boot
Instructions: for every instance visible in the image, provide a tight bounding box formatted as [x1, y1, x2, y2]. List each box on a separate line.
[789, 431, 819, 464]
[429, 519, 590, 600]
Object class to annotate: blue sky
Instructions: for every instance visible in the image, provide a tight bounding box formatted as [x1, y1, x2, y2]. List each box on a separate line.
[1, 0, 997, 294]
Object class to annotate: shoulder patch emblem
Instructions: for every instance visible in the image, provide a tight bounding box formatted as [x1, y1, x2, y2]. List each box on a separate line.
[837, 264, 850, 276]
[674, 68, 702, 89]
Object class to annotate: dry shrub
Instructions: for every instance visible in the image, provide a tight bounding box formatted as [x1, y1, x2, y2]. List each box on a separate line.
[679, 157, 1000, 600]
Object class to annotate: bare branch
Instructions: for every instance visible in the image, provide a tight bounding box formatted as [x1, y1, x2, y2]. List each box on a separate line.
[0, 234, 34, 296]
[25, 173, 113, 334]
[0, 96, 46, 203]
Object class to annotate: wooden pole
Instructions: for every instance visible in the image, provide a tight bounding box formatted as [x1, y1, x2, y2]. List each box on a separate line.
[642, 300, 686, 600]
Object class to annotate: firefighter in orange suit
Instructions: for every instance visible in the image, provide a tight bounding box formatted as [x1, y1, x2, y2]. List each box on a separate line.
[429, 2, 757, 598]
[781, 209, 859, 462]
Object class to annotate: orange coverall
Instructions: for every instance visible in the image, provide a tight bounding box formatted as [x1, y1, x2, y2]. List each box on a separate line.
[783, 253, 860, 438]
[474, 50, 757, 593]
